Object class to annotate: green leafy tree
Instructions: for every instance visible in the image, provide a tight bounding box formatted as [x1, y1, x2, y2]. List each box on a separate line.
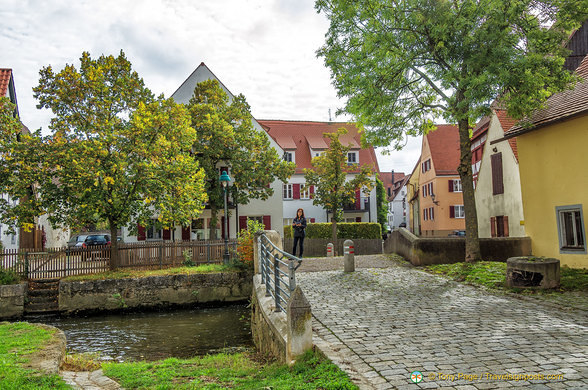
[0, 97, 44, 236]
[375, 177, 388, 233]
[186, 80, 295, 239]
[304, 128, 374, 244]
[316, 0, 584, 261]
[32, 51, 207, 269]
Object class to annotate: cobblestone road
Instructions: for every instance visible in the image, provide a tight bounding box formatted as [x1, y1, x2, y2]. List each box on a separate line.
[297, 256, 588, 389]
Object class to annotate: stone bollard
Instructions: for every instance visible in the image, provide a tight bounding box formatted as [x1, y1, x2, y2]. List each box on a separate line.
[326, 243, 334, 257]
[287, 286, 312, 366]
[344, 239, 355, 272]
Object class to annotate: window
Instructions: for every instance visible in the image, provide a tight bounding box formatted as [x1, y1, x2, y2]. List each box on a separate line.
[491, 216, 509, 237]
[422, 184, 427, 197]
[491, 153, 504, 195]
[283, 151, 294, 162]
[423, 207, 434, 221]
[423, 182, 433, 197]
[449, 179, 462, 192]
[301, 185, 311, 200]
[147, 220, 162, 240]
[556, 205, 586, 253]
[283, 184, 293, 200]
[450, 205, 465, 219]
[387, 187, 391, 197]
[347, 152, 357, 165]
[314, 152, 322, 157]
[421, 159, 431, 173]
[428, 182, 433, 196]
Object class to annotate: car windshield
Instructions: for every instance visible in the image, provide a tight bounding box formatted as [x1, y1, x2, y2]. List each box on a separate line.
[70, 235, 87, 243]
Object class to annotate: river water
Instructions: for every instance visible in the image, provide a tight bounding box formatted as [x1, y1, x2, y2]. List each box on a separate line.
[31, 304, 253, 362]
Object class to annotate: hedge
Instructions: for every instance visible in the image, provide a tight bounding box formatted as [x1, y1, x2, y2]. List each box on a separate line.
[283, 222, 381, 239]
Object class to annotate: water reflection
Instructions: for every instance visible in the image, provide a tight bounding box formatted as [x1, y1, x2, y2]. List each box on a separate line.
[32, 304, 252, 361]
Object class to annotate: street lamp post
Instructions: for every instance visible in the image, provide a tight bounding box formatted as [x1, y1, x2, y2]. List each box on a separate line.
[220, 171, 231, 264]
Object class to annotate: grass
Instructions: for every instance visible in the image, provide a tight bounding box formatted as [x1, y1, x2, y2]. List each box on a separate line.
[0, 322, 69, 389]
[423, 261, 588, 293]
[102, 349, 358, 389]
[61, 263, 237, 282]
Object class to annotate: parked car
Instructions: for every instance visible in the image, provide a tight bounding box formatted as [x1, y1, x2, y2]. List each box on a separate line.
[81, 234, 111, 248]
[448, 230, 466, 237]
[399, 222, 407, 228]
[67, 234, 88, 248]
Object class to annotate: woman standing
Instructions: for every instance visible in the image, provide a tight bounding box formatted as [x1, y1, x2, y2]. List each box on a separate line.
[292, 208, 307, 258]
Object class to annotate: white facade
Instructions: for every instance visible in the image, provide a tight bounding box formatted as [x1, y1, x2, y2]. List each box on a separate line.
[475, 111, 526, 238]
[390, 183, 410, 229]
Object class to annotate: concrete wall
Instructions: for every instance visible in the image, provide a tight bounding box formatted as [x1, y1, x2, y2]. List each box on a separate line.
[384, 228, 532, 265]
[0, 283, 26, 319]
[59, 272, 252, 314]
[283, 238, 382, 257]
[517, 114, 588, 269]
[475, 111, 526, 238]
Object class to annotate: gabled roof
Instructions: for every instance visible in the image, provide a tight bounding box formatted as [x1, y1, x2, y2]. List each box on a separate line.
[379, 172, 405, 186]
[0, 68, 12, 96]
[258, 120, 380, 174]
[505, 56, 588, 138]
[426, 124, 460, 175]
[494, 109, 519, 161]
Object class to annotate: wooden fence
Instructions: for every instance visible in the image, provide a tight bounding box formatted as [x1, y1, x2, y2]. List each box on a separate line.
[0, 240, 238, 280]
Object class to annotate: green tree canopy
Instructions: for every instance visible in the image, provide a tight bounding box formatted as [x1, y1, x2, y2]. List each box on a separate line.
[304, 128, 374, 243]
[317, 0, 585, 261]
[29, 51, 207, 268]
[186, 79, 295, 238]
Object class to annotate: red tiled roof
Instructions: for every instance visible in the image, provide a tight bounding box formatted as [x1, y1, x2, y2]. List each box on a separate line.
[0, 69, 12, 97]
[426, 124, 460, 175]
[258, 120, 380, 174]
[494, 109, 519, 161]
[505, 56, 588, 137]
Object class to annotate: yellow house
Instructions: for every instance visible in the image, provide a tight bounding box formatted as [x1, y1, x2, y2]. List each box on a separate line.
[500, 57, 588, 269]
[407, 161, 420, 235]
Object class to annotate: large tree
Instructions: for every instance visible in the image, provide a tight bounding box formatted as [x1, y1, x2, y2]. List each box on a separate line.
[316, 0, 585, 261]
[304, 128, 374, 244]
[186, 79, 295, 239]
[31, 51, 207, 268]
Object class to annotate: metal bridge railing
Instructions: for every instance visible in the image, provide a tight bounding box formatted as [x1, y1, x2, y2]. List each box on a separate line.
[259, 233, 302, 313]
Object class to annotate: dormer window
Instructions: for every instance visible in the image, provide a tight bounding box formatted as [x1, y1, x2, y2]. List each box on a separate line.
[347, 152, 358, 165]
[283, 151, 294, 162]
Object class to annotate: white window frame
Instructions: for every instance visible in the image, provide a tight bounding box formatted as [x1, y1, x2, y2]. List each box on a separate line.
[556, 205, 586, 254]
[147, 219, 163, 240]
[300, 185, 310, 200]
[347, 151, 358, 165]
[283, 184, 293, 200]
[283, 151, 295, 163]
[454, 205, 465, 219]
[453, 179, 462, 192]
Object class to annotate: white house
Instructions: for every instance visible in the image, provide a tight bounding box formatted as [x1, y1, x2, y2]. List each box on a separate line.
[121, 63, 286, 242]
[473, 107, 525, 237]
[390, 175, 410, 230]
[258, 120, 379, 228]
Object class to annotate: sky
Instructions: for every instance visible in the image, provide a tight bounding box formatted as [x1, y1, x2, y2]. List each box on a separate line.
[1, 0, 422, 175]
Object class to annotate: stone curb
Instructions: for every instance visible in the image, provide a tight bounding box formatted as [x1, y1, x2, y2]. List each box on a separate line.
[60, 369, 122, 389]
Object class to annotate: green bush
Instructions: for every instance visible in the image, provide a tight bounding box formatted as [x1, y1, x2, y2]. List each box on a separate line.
[0, 266, 20, 285]
[285, 222, 381, 239]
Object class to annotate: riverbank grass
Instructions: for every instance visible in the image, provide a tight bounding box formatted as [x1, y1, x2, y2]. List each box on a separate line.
[102, 349, 358, 389]
[0, 322, 68, 389]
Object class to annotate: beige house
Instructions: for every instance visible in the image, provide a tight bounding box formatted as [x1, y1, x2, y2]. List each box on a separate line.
[473, 108, 526, 238]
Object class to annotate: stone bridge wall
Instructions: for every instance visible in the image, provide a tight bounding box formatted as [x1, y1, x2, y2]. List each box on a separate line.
[384, 228, 532, 265]
[0, 283, 27, 319]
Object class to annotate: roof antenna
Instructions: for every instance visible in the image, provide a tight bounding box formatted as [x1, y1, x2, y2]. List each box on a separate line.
[328, 108, 332, 122]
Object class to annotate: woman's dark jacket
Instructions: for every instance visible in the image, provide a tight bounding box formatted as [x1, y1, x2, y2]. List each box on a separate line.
[293, 217, 307, 238]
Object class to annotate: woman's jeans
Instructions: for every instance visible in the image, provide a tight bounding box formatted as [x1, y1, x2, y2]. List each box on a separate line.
[292, 235, 304, 258]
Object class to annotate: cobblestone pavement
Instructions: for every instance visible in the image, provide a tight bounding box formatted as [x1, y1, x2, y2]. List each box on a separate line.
[297, 255, 588, 389]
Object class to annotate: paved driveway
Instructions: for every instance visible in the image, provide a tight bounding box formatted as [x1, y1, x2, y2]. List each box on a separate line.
[297, 256, 588, 389]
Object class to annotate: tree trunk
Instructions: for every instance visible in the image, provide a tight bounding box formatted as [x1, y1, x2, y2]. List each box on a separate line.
[331, 215, 338, 256]
[456, 117, 482, 262]
[210, 204, 218, 240]
[109, 223, 119, 270]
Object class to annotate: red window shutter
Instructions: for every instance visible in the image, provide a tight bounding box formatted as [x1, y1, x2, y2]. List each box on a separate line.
[503, 216, 509, 237]
[310, 218, 315, 223]
[450, 206, 455, 218]
[490, 217, 496, 237]
[163, 228, 171, 240]
[448, 180, 454, 192]
[310, 185, 315, 196]
[137, 224, 146, 241]
[491, 153, 504, 195]
[355, 189, 361, 209]
[239, 216, 248, 232]
[262, 215, 271, 230]
[293, 184, 301, 199]
[356, 216, 362, 222]
[182, 226, 190, 241]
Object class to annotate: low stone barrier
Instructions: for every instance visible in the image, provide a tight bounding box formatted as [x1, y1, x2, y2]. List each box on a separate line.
[283, 238, 382, 257]
[59, 271, 252, 314]
[384, 228, 532, 265]
[0, 283, 27, 320]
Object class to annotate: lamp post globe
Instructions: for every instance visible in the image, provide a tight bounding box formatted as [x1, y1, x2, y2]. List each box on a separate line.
[220, 171, 231, 264]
